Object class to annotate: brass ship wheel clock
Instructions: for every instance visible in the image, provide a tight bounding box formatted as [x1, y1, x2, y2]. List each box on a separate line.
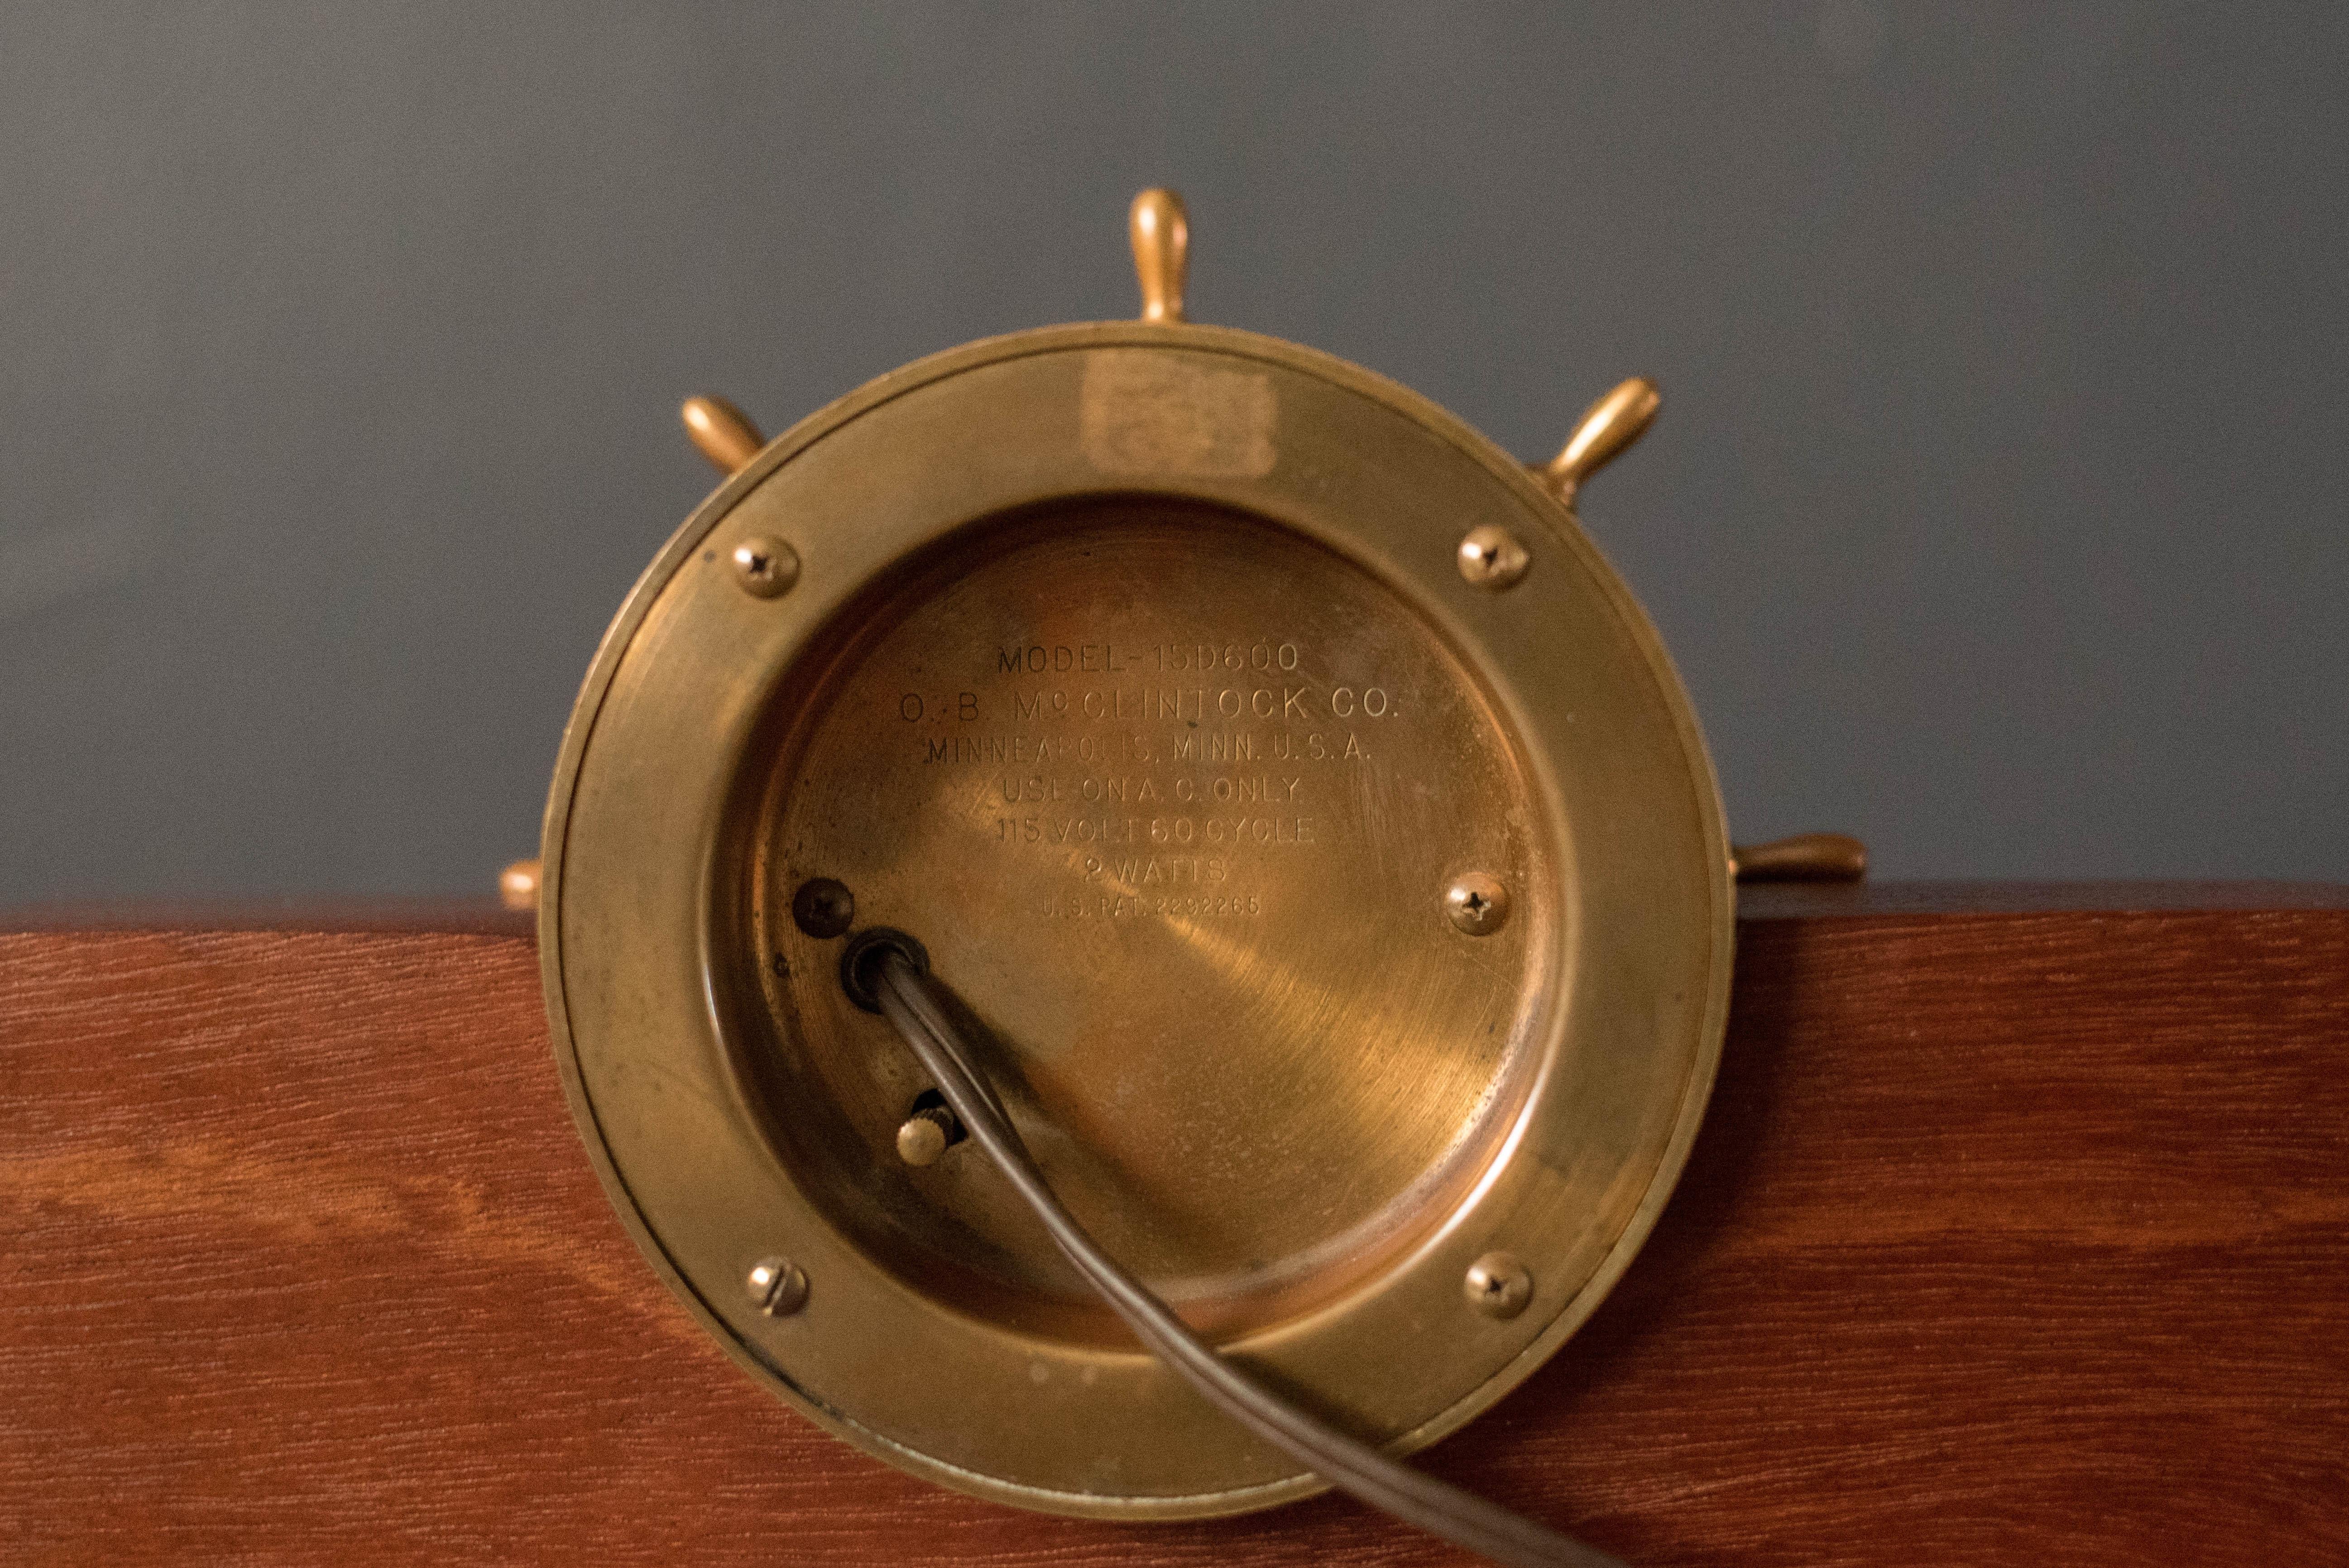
[528, 190, 1861, 1529]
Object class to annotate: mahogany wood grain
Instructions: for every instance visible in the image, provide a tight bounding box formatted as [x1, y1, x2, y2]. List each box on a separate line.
[4, 889, 2345, 1565]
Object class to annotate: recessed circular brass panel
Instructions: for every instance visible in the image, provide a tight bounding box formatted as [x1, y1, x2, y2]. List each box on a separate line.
[741, 498, 1553, 1341]
[542, 325, 1731, 1518]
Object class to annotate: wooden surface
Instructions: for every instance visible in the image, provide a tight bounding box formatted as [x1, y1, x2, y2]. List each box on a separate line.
[4, 887, 2346, 1565]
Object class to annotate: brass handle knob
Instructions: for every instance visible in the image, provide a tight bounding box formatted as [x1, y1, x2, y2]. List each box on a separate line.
[1539, 376, 1661, 507]
[681, 395, 767, 476]
[1731, 833, 1868, 883]
[1129, 187, 1189, 324]
[499, 858, 542, 911]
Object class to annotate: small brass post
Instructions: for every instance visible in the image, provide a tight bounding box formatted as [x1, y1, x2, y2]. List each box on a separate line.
[1130, 188, 1189, 324]
[681, 395, 767, 476]
[896, 1106, 956, 1167]
[1539, 377, 1661, 508]
[1730, 833, 1868, 883]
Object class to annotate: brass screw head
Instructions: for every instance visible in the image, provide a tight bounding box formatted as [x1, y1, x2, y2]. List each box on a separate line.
[1464, 1252, 1531, 1319]
[1444, 873, 1510, 936]
[745, 1256, 808, 1317]
[791, 877, 856, 939]
[732, 537, 800, 598]
[1457, 525, 1528, 590]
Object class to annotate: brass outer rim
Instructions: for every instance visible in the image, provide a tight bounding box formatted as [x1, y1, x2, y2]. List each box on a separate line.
[539, 321, 1733, 1518]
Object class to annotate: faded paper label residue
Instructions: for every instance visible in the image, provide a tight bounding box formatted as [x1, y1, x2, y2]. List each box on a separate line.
[1080, 350, 1277, 478]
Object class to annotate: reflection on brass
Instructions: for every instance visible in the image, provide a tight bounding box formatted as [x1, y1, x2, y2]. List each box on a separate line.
[681, 394, 766, 475]
[1456, 523, 1530, 590]
[1540, 376, 1661, 508]
[498, 858, 540, 912]
[1731, 832, 1869, 882]
[745, 1256, 808, 1317]
[730, 536, 799, 598]
[1444, 873, 1511, 936]
[1129, 187, 1189, 323]
[541, 191, 1733, 1520]
[1463, 1252, 1532, 1319]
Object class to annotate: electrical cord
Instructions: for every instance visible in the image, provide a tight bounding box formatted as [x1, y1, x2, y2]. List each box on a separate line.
[865, 940, 1627, 1568]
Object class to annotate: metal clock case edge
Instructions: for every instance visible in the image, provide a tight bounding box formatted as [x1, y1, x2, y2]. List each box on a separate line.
[536, 317, 1733, 1518]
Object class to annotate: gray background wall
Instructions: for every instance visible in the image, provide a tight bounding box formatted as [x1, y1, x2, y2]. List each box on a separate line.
[4, 2, 2343, 900]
